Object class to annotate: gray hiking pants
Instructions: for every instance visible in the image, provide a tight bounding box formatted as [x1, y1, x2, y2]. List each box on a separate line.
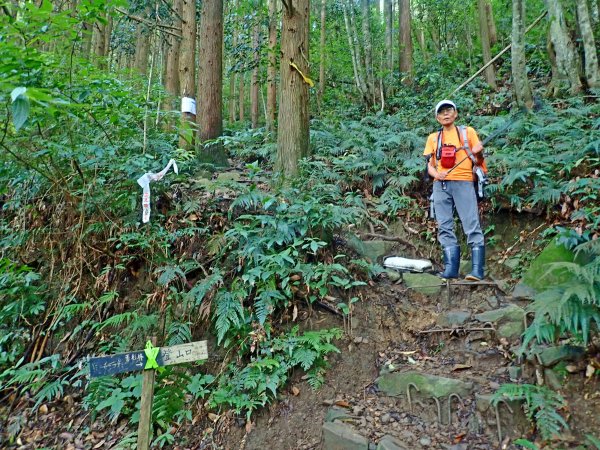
[432, 180, 484, 248]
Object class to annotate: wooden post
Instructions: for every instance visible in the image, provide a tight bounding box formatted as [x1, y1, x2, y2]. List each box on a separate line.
[137, 337, 156, 450]
[87, 339, 208, 450]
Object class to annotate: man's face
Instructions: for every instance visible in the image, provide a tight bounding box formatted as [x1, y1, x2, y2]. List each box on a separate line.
[436, 106, 457, 126]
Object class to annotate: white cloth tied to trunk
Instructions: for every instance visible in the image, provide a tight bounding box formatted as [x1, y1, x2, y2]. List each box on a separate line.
[383, 256, 432, 272]
[137, 159, 178, 223]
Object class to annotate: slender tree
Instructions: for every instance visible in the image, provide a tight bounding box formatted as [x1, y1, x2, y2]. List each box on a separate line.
[276, 0, 310, 178]
[163, 0, 182, 129]
[545, 0, 582, 95]
[398, 0, 412, 83]
[266, 0, 277, 133]
[478, 0, 497, 89]
[251, 16, 260, 128]
[133, 23, 150, 75]
[317, 0, 326, 112]
[361, 0, 376, 105]
[239, 71, 245, 122]
[384, 0, 393, 72]
[342, 0, 371, 106]
[197, 0, 227, 165]
[576, 0, 599, 88]
[485, 0, 497, 45]
[92, 14, 109, 69]
[179, 0, 196, 148]
[512, 0, 533, 109]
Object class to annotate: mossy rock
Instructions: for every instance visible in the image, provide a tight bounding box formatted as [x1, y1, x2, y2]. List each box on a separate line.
[377, 371, 473, 398]
[346, 234, 394, 263]
[402, 272, 442, 295]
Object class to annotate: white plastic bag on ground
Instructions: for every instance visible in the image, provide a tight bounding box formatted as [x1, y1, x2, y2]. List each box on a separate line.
[383, 256, 432, 272]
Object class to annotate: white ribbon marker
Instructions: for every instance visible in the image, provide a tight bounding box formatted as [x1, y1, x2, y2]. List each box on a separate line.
[137, 159, 179, 223]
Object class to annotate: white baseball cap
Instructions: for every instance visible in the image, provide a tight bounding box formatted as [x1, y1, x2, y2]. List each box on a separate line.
[435, 100, 457, 115]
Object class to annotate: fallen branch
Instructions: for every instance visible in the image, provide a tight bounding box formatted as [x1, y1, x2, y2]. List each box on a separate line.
[358, 232, 417, 250]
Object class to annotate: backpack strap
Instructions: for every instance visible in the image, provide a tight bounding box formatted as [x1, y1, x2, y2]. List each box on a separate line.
[459, 125, 478, 165]
[435, 128, 443, 160]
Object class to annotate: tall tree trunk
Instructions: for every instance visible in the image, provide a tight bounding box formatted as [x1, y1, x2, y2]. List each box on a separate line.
[317, 0, 326, 112]
[228, 73, 236, 123]
[416, 27, 427, 61]
[361, 0, 376, 105]
[478, 0, 497, 89]
[342, 1, 369, 105]
[385, 0, 393, 72]
[485, 0, 497, 45]
[164, 0, 182, 130]
[134, 24, 150, 75]
[239, 72, 245, 122]
[398, 0, 412, 83]
[545, 0, 582, 95]
[197, 0, 227, 165]
[276, 0, 310, 178]
[512, 0, 533, 109]
[229, 1, 238, 124]
[180, 0, 196, 148]
[576, 0, 599, 88]
[92, 16, 108, 69]
[266, 0, 277, 133]
[104, 14, 113, 69]
[81, 22, 93, 58]
[251, 21, 260, 128]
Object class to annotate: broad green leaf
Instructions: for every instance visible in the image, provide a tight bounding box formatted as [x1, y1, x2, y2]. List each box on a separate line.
[11, 96, 30, 131]
[10, 87, 26, 102]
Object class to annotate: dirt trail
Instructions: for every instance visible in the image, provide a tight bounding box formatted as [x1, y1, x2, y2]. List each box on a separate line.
[221, 260, 600, 450]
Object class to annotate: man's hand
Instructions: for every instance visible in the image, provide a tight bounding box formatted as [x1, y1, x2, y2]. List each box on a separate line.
[436, 170, 448, 181]
[472, 142, 484, 154]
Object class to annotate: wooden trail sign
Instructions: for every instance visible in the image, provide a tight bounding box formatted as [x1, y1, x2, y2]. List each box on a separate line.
[88, 340, 208, 450]
[89, 341, 208, 377]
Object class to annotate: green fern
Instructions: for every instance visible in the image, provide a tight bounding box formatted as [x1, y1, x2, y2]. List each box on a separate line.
[492, 383, 568, 441]
[166, 321, 192, 346]
[522, 243, 600, 348]
[214, 288, 246, 344]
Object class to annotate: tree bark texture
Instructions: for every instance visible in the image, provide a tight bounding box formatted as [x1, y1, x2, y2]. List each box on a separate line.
[239, 72, 245, 122]
[163, 0, 182, 126]
[398, 0, 412, 81]
[318, 0, 326, 112]
[165, 0, 182, 97]
[511, 0, 533, 109]
[385, 0, 393, 72]
[361, 0, 376, 105]
[81, 22, 93, 58]
[266, 0, 277, 133]
[179, 0, 196, 148]
[478, 0, 497, 89]
[197, 0, 227, 165]
[576, 0, 599, 88]
[92, 16, 108, 69]
[485, 0, 497, 45]
[251, 21, 260, 128]
[545, 0, 582, 94]
[276, 0, 310, 178]
[134, 24, 150, 75]
[342, 1, 370, 106]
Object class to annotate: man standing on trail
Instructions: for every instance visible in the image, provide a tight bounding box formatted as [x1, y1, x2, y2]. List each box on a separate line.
[423, 100, 486, 281]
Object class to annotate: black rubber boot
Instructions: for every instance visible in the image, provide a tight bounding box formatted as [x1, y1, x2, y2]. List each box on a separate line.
[438, 245, 460, 279]
[465, 245, 485, 281]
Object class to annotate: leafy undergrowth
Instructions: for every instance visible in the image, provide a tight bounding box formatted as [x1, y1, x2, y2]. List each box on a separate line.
[1, 4, 600, 446]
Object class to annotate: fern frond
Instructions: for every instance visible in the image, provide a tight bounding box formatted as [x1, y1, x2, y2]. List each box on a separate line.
[166, 321, 192, 346]
[214, 289, 245, 344]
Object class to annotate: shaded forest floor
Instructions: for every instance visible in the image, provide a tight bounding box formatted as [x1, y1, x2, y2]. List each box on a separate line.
[2, 163, 599, 450]
[9, 250, 599, 450]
